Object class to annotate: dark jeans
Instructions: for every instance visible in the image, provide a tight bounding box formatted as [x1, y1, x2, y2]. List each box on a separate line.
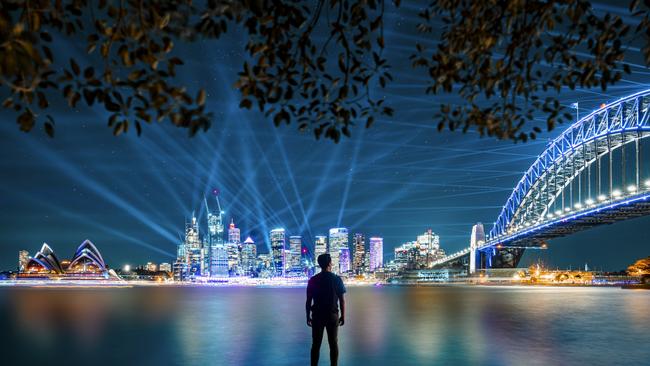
[311, 313, 339, 366]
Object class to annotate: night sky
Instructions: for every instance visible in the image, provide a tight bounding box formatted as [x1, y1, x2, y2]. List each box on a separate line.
[1, 2, 649, 272]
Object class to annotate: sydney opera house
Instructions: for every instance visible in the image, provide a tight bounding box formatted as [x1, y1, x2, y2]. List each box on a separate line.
[18, 240, 121, 280]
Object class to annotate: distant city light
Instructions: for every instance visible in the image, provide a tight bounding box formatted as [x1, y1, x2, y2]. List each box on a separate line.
[123, 264, 131, 272]
[598, 194, 607, 201]
[574, 203, 583, 209]
[585, 198, 594, 205]
[564, 207, 571, 212]
[555, 210, 562, 215]
[547, 213, 554, 218]
[612, 189, 622, 198]
[627, 185, 637, 193]
[645, 180, 650, 187]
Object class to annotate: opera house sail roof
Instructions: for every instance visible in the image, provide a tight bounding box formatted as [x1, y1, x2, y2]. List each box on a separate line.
[20, 240, 120, 280]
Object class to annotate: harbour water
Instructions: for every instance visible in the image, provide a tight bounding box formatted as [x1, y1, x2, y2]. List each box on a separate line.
[0, 285, 648, 365]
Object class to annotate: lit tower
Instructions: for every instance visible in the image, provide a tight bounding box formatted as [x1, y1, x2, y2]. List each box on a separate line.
[352, 233, 366, 274]
[314, 235, 328, 260]
[369, 237, 383, 272]
[227, 219, 241, 275]
[270, 228, 286, 277]
[417, 229, 442, 267]
[289, 236, 302, 273]
[185, 214, 202, 278]
[241, 236, 257, 276]
[328, 228, 348, 275]
[206, 193, 228, 277]
[469, 222, 485, 275]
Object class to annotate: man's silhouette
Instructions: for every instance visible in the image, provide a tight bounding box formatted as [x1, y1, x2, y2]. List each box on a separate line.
[306, 253, 346, 366]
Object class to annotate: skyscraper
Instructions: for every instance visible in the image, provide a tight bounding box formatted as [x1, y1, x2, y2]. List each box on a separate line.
[18, 250, 29, 272]
[159, 262, 172, 272]
[314, 235, 327, 262]
[328, 228, 348, 275]
[227, 219, 241, 274]
[241, 236, 257, 276]
[339, 247, 351, 274]
[270, 228, 286, 277]
[173, 238, 188, 281]
[289, 236, 302, 272]
[184, 215, 203, 278]
[228, 218, 241, 244]
[416, 229, 443, 267]
[369, 237, 383, 272]
[206, 196, 228, 277]
[352, 233, 366, 274]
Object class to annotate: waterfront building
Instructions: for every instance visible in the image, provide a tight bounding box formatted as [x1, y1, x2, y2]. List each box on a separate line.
[19, 240, 120, 280]
[241, 236, 257, 276]
[173, 260, 188, 281]
[173, 233, 188, 281]
[394, 241, 418, 269]
[228, 219, 241, 244]
[184, 215, 203, 278]
[369, 237, 383, 272]
[226, 219, 242, 275]
[339, 247, 351, 274]
[352, 233, 366, 274]
[328, 228, 348, 274]
[18, 250, 29, 272]
[159, 262, 172, 272]
[416, 229, 445, 267]
[301, 242, 314, 276]
[205, 197, 228, 277]
[145, 262, 157, 272]
[289, 236, 302, 272]
[314, 235, 328, 261]
[270, 228, 286, 276]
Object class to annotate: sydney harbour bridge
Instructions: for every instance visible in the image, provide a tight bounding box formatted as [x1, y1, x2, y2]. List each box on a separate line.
[433, 90, 650, 274]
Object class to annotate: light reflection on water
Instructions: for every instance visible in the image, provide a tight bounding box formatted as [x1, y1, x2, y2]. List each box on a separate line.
[0, 286, 648, 365]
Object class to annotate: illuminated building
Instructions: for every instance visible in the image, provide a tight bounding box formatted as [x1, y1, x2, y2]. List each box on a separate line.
[184, 215, 203, 278]
[241, 236, 257, 276]
[301, 242, 314, 276]
[18, 250, 29, 272]
[270, 228, 286, 277]
[226, 219, 241, 274]
[145, 262, 157, 272]
[339, 247, 351, 274]
[352, 233, 366, 274]
[228, 218, 241, 244]
[329, 228, 348, 274]
[159, 263, 172, 272]
[173, 239, 188, 281]
[289, 236, 302, 272]
[393, 230, 446, 270]
[416, 229, 445, 267]
[369, 237, 383, 272]
[205, 196, 228, 277]
[394, 241, 417, 269]
[314, 235, 327, 260]
[19, 240, 120, 280]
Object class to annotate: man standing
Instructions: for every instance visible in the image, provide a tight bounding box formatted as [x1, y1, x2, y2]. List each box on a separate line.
[306, 253, 346, 366]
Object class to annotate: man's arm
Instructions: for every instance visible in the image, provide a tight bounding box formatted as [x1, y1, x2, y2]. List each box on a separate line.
[306, 286, 313, 327]
[338, 293, 345, 326]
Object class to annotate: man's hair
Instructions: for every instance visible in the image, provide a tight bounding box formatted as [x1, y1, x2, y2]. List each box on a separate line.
[317, 253, 331, 269]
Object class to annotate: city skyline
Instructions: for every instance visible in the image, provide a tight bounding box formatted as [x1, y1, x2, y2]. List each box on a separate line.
[1, 3, 650, 272]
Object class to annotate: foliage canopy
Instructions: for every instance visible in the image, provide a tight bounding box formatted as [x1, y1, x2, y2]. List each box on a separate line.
[1, 0, 649, 142]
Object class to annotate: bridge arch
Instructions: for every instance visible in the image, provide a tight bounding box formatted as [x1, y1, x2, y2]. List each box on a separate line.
[489, 89, 650, 240]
